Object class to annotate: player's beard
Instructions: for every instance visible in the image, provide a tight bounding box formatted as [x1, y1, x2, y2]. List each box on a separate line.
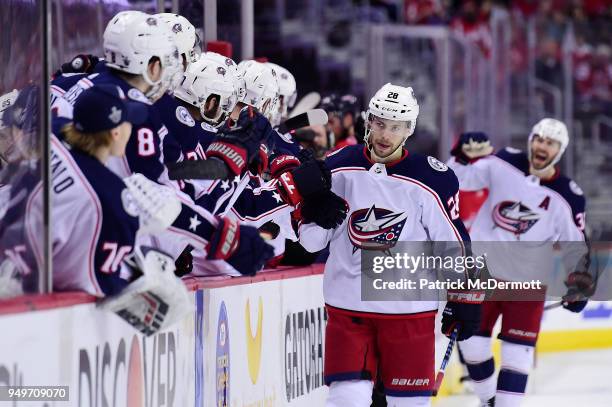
[530, 148, 553, 170]
[371, 137, 403, 160]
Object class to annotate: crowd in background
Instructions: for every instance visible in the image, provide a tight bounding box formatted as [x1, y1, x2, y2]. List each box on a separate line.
[366, 0, 612, 116]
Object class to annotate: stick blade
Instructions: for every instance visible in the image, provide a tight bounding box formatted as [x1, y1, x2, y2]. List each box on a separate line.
[167, 159, 231, 180]
[306, 108, 328, 127]
[432, 371, 445, 397]
[277, 109, 328, 134]
[288, 92, 321, 118]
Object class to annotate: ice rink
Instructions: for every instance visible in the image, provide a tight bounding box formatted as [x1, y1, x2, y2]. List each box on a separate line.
[436, 349, 612, 406]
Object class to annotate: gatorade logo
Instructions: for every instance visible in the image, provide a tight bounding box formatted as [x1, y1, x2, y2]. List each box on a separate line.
[245, 297, 263, 384]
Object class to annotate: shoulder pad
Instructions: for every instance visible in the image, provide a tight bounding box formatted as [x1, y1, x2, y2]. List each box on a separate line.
[543, 175, 586, 216]
[175, 106, 195, 127]
[426, 156, 448, 172]
[389, 153, 459, 201]
[495, 147, 529, 173]
[325, 145, 370, 171]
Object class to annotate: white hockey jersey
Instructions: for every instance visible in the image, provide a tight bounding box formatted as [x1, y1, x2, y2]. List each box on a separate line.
[447, 148, 587, 284]
[27, 135, 141, 296]
[300, 145, 470, 315]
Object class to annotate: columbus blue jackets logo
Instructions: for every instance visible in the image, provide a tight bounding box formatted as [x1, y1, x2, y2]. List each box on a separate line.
[492, 201, 540, 235]
[348, 205, 407, 253]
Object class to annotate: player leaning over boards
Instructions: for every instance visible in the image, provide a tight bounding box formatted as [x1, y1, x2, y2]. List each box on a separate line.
[299, 83, 481, 407]
[448, 122, 595, 407]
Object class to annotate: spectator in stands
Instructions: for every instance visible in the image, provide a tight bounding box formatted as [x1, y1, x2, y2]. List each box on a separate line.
[404, 0, 448, 25]
[536, 36, 563, 87]
[450, 0, 493, 57]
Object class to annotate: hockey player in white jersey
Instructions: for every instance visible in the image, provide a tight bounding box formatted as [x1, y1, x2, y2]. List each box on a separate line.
[299, 83, 480, 407]
[447, 121, 594, 407]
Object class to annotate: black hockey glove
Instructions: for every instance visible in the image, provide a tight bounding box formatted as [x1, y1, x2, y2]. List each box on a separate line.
[450, 131, 493, 165]
[301, 190, 349, 229]
[441, 291, 483, 341]
[206, 107, 273, 177]
[206, 217, 274, 276]
[276, 159, 332, 206]
[54, 54, 100, 78]
[562, 271, 595, 313]
[174, 246, 194, 277]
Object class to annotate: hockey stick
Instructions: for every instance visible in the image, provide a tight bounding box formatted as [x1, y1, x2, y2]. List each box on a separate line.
[288, 92, 321, 118]
[544, 301, 563, 311]
[432, 327, 459, 397]
[214, 173, 250, 217]
[167, 158, 231, 181]
[276, 109, 328, 134]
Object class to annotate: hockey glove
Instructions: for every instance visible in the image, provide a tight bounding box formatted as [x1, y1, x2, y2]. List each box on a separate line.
[123, 173, 182, 235]
[174, 246, 194, 277]
[53, 54, 100, 78]
[441, 291, 484, 341]
[276, 159, 332, 206]
[562, 271, 595, 313]
[206, 217, 274, 276]
[450, 131, 493, 165]
[269, 154, 301, 179]
[206, 107, 274, 177]
[97, 246, 193, 336]
[301, 190, 349, 229]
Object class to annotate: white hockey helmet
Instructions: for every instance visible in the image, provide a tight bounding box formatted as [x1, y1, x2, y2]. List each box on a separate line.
[364, 83, 419, 145]
[204, 51, 246, 101]
[155, 13, 201, 65]
[528, 118, 569, 171]
[238, 60, 280, 121]
[103, 12, 183, 101]
[265, 62, 296, 126]
[174, 55, 238, 126]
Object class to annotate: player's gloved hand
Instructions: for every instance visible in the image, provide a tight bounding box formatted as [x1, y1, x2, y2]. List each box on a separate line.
[276, 159, 332, 206]
[450, 132, 493, 165]
[269, 153, 301, 179]
[562, 271, 595, 313]
[249, 144, 270, 176]
[98, 246, 193, 336]
[301, 190, 349, 229]
[174, 246, 194, 277]
[206, 217, 274, 276]
[207, 107, 273, 176]
[441, 291, 484, 341]
[54, 54, 100, 78]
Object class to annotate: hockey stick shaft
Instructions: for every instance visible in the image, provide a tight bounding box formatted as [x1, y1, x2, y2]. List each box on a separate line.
[213, 173, 250, 217]
[167, 158, 231, 180]
[432, 327, 459, 397]
[544, 301, 563, 310]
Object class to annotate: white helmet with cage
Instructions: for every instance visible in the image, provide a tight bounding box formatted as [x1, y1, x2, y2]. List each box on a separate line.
[103, 11, 183, 101]
[528, 117, 569, 172]
[364, 83, 419, 147]
[174, 55, 238, 126]
[237, 60, 279, 121]
[265, 62, 296, 125]
[155, 13, 201, 65]
[203, 51, 246, 101]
